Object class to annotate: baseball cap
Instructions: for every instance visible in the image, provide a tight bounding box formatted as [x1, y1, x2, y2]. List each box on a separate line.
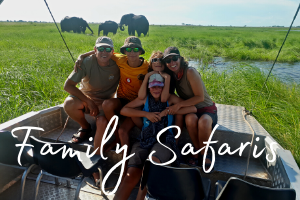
[148, 74, 164, 88]
[95, 36, 114, 48]
[162, 47, 180, 59]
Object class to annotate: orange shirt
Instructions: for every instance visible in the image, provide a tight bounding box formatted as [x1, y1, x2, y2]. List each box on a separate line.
[111, 53, 149, 102]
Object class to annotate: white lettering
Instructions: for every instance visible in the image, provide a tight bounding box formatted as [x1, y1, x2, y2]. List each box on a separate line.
[11, 126, 44, 166]
[149, 126, 181, 166]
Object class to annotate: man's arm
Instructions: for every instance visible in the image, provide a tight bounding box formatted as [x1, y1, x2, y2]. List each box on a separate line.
[64, 79, 99, 117]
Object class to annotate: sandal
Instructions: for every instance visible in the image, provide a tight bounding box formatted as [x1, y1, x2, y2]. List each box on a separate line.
[86, 175, 101, 190]
[85, 170, 101, 190]
[72, 125, 92, 144]
[186, 157, 199, 167]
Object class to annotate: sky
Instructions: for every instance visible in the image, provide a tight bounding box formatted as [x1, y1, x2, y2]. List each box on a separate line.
[0, 0, 300, 27]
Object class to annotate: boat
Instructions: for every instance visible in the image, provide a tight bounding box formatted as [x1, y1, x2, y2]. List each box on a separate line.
[0, 103, 299, 199]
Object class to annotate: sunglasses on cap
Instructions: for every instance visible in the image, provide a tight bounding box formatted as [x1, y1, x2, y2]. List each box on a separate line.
[125, 47, 140, 52]
[97, 47, 113, 52]
[151, 58, 162, 63]
[164, 56, 179, 64]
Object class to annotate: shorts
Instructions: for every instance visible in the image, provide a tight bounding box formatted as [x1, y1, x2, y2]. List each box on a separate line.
[68, 95, 105, 117]
[196, 103, 218, 129]
[128, 142, 173, 169]
[119, 98, 130, 107]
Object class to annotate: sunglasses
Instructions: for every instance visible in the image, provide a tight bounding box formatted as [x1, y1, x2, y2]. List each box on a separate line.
[151, 58, 162, 63]
[125, 47, 140, 52]
[164, 56, 179, 64]
[97, 47, 113, 52]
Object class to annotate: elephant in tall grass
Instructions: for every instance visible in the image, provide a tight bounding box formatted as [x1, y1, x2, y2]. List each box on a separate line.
[60, 16, 93, 34]
[119, 14, 149, 37]
[98, 21, 118, 36]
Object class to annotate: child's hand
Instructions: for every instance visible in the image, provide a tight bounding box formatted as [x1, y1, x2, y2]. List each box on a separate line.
[146, 71, 158, 78]
[159, 109, 169, 118]
[158, 71, 170, 79]
[146, 112, 161, 122]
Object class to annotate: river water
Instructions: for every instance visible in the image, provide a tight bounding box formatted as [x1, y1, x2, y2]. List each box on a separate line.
[189, 57, 300, 85]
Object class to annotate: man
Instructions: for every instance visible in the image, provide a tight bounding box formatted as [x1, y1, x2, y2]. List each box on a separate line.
[63, 36, 120, 187]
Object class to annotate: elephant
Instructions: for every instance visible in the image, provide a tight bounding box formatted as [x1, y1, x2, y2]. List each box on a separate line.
[60, 16, 93, 34]
[98, 21, 118, 36]
[119, 14, 149, 37]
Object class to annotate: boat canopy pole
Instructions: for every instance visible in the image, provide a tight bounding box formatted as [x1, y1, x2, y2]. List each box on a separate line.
[250, 3, 300, 114]
[43, 0, 75, 63]
[243, 3, 300, 180]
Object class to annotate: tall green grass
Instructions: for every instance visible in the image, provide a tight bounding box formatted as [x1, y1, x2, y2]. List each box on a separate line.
[0, 22, 299, 165]
[200, 64, 300, 165]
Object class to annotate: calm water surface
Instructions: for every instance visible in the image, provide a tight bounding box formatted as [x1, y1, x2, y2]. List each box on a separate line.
[189, 57, 300, 85]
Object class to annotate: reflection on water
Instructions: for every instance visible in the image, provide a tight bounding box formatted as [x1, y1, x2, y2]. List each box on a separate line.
[189, 57, 300, 85]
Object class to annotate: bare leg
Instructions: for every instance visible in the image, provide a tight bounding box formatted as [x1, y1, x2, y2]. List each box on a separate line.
[132, 117, 143, 130]
[64, 97, 90, 142]
[102, 98, 122, 121]
[102, 98, 122, 150]
[113, 167, 143, 200]
[118, 117, 135, 147]
[136, 156, 161, 200]
[92, 116, 109, 184]
[174, 114, 184, 144]
[198, 114, 213, 167]
[185, 113, 200, 165]
[185, 113, 200, 151]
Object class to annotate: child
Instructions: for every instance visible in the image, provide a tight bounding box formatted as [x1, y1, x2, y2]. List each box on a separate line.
[113, 73, 196, 200]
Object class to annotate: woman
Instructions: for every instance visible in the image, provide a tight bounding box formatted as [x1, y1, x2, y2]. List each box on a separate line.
[162, 46, 218, 169]
[114, 73, 196, 200]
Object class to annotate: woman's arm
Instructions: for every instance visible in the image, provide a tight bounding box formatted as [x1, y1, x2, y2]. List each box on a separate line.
[159, 94, 197, 117]
[121, 98, 161, 123]
[167, 68, 204, 115]
[138, 71, 157, 100]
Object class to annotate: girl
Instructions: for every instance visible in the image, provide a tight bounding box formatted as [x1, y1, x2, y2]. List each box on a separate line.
[114, 73, 196, 200]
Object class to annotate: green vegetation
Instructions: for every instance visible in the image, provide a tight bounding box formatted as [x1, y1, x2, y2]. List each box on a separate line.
[0, 22, 299, 165]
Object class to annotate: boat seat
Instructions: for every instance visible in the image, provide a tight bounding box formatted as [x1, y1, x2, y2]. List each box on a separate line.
[0, 130, 36, 200]
[29, 136, 102, 200]
[140, 160, 211, 200]
[214, 177, 296, 200]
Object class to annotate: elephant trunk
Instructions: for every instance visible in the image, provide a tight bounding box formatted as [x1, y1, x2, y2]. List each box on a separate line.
[119, 24, 125, 31]
[88, 26, 93, 34]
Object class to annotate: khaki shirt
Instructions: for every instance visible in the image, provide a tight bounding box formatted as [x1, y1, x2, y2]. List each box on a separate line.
[68, 54, 120, 105]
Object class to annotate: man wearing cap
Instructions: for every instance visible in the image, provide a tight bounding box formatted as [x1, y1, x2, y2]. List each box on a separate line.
[64, 36, 119, 147]
[64, 36, 119, 188]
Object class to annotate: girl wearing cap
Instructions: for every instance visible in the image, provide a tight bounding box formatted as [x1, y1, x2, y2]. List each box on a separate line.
[138, 50, 184, 143]
[162, 47, 218, 169]
[114, 73, 196, 200]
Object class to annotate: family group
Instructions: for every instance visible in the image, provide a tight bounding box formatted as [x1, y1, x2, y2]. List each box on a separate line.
[63, 36, 218, 200]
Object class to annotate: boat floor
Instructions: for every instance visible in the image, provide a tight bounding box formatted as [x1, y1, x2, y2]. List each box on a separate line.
[0, 154, 271, 200]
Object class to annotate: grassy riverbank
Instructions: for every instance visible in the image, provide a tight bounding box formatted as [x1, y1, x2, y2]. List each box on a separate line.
[0, 22, 299, 165]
